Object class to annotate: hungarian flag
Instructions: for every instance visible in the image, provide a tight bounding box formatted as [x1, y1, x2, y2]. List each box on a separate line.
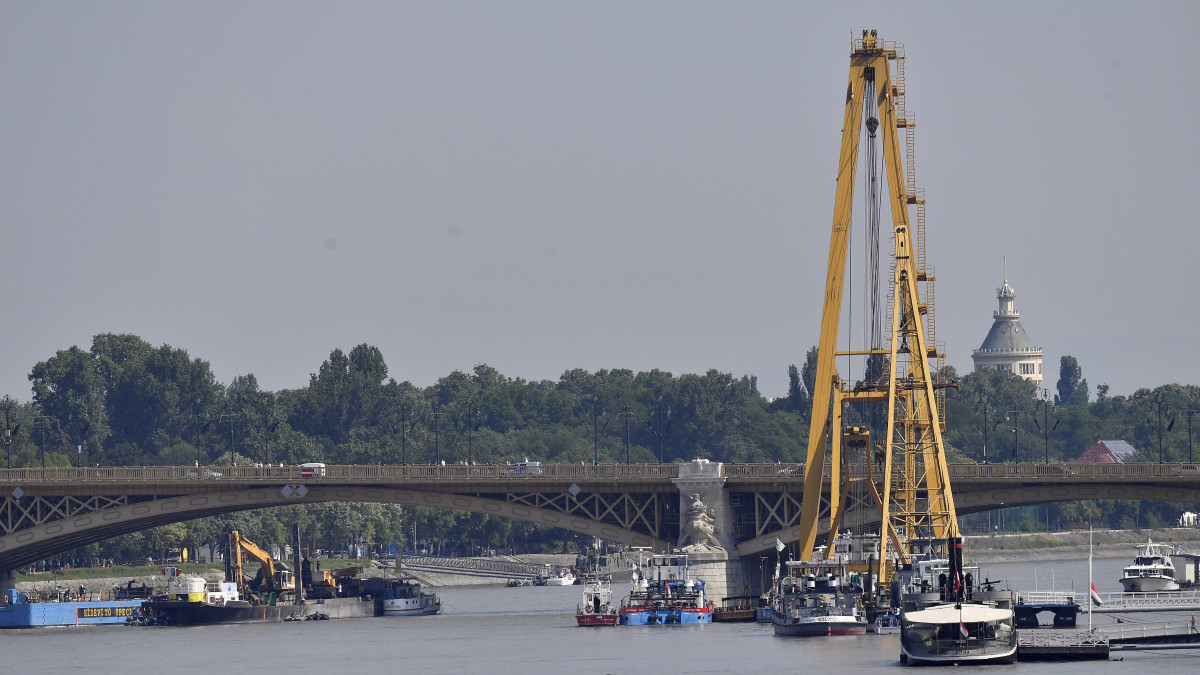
[959, 621, 969, 638]
[1090, 583, 1103, 606]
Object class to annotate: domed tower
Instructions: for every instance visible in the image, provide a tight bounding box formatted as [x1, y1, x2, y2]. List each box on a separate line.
[971, 272, 1044, 385]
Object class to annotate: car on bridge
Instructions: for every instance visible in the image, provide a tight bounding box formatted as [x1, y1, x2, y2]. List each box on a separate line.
[506, 460, 542, 476]
[297, 463, 327, 478]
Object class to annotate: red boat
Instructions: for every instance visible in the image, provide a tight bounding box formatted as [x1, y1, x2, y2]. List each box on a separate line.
[575, 575, 619, 627]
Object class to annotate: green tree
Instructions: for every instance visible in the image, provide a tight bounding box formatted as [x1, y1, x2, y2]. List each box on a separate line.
[801, 346, 819, 404]
[787, 364, 808, 413]
[29, 345, 110, 465]
[1055, 355, 1089, 406]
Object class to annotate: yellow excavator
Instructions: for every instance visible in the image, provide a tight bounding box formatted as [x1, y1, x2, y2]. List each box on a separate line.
[228, 530, 295, 599]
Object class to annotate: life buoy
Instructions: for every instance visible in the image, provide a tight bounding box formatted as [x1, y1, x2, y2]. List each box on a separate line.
[601, 603, 610, 613]
[583, 606, 593, 614]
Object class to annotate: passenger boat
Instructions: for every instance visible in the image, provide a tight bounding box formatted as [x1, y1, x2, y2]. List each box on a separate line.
[771, 560, 867, 637]
[361, 576, 441, 616]
[576, 575, 619, 626]
[535, 566, 575, 586]
[619, 552, 712, 625]
[1119, 537, 1180, 592]
[897, 538, 1017, 666]
[1, 587, 144, 628]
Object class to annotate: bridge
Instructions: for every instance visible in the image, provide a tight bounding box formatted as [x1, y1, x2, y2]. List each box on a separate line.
[3, 461, 1199, 581]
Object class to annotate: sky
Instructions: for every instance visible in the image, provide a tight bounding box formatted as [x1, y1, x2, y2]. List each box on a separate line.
[2, 1, 1197, 404]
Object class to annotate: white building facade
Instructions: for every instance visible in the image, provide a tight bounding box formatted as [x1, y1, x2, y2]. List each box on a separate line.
[971, 277, 1044, 386]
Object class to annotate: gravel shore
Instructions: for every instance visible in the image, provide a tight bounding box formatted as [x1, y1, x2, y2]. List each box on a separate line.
[967, 527, 1200, 564]
[17, 530, 1200, 591]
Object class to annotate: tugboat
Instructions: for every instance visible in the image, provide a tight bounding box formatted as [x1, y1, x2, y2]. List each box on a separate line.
[576, 574, 619, 626]
[771, 560, 867, 636]
[897, 537, 1017, 666]
[618, 552, 712, 625]
[1119, 537, 1180, 592]
[350, 576, 441, 616]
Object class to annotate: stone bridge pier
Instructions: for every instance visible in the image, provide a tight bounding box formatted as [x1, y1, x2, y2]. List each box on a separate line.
[671, 459, 758, 604]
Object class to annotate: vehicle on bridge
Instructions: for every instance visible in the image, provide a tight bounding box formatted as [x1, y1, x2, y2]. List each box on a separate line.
[506, 460, 542, 476]
[297, 462, 326, 479]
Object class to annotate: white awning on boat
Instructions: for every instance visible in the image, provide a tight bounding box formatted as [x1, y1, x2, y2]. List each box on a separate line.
[904, 603, 1011, 623]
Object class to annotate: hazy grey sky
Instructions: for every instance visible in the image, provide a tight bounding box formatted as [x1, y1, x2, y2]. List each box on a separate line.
[3, 1, 1197, 403]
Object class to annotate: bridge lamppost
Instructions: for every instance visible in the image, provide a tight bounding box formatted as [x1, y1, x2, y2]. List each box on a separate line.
[978, 395, 994, 464]
[2, 396, 19, 470]
[455, 401, 482, 466]
[618, 406, 636, 465]
[583, 394, 608, 466]
[1005, 410, 1024, 464]
[426, 404, 447, 465]
[219, 413, 241, 466]
[191, 414, 211, 466]
[646, 393, 672, 464]
[391, 397, 418, 466]
[1033, 389, 1059, 464]
[1147, 392, 1175, 464]
[33, 413, 52, 470]
[1184, 409, 1200, 464]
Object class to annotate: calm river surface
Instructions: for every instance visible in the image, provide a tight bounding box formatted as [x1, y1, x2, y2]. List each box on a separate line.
[6, 556, 1198, 674]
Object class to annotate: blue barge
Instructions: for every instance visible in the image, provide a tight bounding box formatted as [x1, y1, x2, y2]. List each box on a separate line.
[1, 589, 144, 628]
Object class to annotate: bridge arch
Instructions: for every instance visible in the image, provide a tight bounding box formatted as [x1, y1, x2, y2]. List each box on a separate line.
[0, 486, 669, 572]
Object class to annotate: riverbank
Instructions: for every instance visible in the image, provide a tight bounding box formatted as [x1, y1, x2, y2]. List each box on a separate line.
[967, 527, 1200, 564]
[12, 554, 583, 595]
[16, 530, 1200, 592]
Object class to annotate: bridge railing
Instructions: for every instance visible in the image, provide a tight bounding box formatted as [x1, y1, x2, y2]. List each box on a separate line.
[0, 462, 684, 482]
[1, 461, 1197, 483]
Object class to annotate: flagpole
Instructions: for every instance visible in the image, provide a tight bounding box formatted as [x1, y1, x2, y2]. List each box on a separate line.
[1088, 525, 1093, 633]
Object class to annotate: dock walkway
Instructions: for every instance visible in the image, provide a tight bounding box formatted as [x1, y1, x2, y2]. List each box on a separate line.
[1019, 589, 1200, 613]
[1017, 629, 1109, 661]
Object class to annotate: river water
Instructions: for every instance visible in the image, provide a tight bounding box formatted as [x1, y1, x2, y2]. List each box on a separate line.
[6, 556, 1198, 674]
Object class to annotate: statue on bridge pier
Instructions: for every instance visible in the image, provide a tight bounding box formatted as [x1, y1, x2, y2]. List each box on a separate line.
[680, 493, 724, 551]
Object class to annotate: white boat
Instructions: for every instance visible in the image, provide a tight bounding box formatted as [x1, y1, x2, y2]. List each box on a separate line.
[900, 603, 1017, 665]
[896, 542, 1017, 666]
[576, 575, 618, 626]
[379, 577, 441, 616]
[1119, 537, 1180, 592]
[536, 566, 575, 586]
[771, 560, 867, 637]
[872, 609, 900, 635]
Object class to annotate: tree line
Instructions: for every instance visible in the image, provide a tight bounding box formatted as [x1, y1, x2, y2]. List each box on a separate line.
[2, 335, 1196, 561]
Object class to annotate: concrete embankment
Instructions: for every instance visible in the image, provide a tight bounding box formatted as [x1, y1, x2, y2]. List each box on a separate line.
[22, 529, 1200, 590]
[968, 527, 1200, 564]
[14, 554, 593, 593]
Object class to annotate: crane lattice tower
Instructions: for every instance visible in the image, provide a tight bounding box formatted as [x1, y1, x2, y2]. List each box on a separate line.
[795, 31, 958, 584]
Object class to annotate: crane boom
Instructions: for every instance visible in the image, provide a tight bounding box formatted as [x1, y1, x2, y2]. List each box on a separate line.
[795, 30, 958, 586]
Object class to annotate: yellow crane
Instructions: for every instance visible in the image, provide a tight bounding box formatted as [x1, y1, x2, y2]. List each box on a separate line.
[229, 530, 295, 597]
[795, 30, 957, 586]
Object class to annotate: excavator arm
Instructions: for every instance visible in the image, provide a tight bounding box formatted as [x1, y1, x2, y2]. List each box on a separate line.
[230, 530, 293, 594]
